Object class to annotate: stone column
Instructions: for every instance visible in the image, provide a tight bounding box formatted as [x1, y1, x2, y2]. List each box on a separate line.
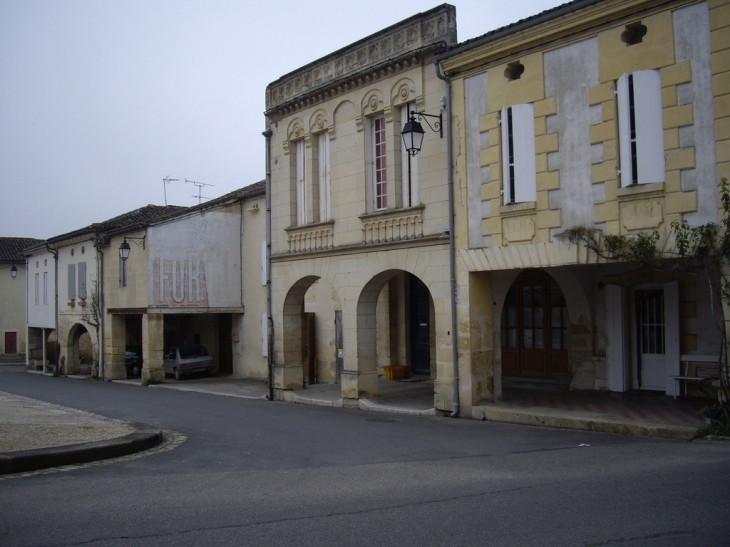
[104, 314, 127, 380]
[142, 313, 165, 386]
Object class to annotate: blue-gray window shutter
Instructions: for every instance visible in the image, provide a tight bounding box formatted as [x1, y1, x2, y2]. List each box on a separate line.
[68, 264, 76, 300]
[78, 262, 87, 299]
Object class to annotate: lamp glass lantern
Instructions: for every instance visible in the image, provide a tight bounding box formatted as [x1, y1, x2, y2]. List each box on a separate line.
[401, 116, 425, 156]
[10, 264, 17, 279]
[119, 240, 131, 261]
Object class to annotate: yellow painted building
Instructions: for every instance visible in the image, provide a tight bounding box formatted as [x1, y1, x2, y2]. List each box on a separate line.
[436, 0, 729, 416]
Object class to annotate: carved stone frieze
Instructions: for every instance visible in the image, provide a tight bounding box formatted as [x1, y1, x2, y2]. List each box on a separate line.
[265, 5, 456, 115]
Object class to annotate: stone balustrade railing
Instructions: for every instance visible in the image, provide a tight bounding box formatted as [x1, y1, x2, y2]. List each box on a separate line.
[286, 221, 335, 253]
[360, 206, 424, 245]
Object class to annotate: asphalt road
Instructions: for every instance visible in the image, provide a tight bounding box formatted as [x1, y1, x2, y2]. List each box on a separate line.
[1, 367, 729, 547]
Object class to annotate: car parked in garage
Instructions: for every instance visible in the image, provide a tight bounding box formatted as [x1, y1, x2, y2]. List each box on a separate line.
[125, 346, 143, 377]
[163, 345, 214, 380]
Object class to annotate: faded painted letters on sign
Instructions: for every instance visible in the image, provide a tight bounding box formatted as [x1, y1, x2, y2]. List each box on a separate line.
[152, 257, 209, 306]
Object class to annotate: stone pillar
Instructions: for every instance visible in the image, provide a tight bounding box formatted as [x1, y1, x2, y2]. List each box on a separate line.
[104, 314, 127, 380]
[142, 313, 165, 386]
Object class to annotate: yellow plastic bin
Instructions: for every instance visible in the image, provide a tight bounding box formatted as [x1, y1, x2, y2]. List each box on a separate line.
[383, 365, 407, 380]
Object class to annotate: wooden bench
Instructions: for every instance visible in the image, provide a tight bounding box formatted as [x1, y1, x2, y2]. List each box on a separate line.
[669, 355, 719, 400]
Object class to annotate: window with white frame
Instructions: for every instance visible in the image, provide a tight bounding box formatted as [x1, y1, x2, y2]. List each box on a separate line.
[369, 115, 387, 211]
[318, 131, 331, 221]
[35, 273, 39, 305]
[501, 103, 536, 205]
[400, 104, 418, 208]
[616, 70, 665, 187]
[296, 139, 307, 225]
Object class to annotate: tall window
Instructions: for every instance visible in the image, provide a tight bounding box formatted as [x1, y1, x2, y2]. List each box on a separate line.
[119, 256, 127, 287]
[501, 103, 536, 204]
[318, 131, 331, 221]
[35, 273, 39, 305]
[296, 139, 307, 225]
[369, 115, 387, 211]
[400, 104, 418, 208]
[43, 272, 48, 305]
[617, 70, 665, 187]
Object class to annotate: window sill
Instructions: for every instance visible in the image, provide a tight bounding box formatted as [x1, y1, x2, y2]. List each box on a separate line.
[359, 205, 425, 221]
[616, 182, 664, 200]
[285, 219, 335, 233]
[499, 201, 537, 217]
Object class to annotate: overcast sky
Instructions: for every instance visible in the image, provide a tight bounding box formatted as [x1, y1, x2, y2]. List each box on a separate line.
[0, 0, 566, 239]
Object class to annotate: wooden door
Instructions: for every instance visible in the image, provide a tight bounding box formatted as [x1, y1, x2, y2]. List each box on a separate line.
[500, 271, 569, 379]
[409, 275, 431, 375]
[4, 332, 17, 354]
[303, 312, 316, 385]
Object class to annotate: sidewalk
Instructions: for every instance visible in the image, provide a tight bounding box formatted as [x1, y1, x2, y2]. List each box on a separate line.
[0, 390, 163, 475]
[475, 389, 709, 440]
[124, 373, 710, 439]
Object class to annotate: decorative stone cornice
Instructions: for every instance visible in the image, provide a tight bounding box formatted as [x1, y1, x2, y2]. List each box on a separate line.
[265, 4, 456, 117]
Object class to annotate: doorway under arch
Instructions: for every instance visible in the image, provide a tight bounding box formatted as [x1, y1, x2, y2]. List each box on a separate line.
[501, 269, 569, 379]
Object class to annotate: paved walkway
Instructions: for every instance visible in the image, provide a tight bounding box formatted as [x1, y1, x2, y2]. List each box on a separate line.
[0, 389, 163, 475]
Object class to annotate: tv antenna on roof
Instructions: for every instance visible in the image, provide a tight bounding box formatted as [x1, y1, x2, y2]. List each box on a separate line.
[163, 176, 179, 206]
[185, 179, 214, 204]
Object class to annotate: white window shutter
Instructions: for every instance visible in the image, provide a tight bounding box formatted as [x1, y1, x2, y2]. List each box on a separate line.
[296, 140, 306, 225]
[633, 70, 665, 185]
[606, 284, 629, 392]
[616, 73, 633, 188]
[318, 132, 330, 221]
[501, 106, 511, 204]
[511, 103, 536, 203]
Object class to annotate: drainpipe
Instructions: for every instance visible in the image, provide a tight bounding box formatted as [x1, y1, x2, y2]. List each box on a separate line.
[435, 60, 460, 418]
[94, 237, 104, 380]
[263, 126, 274, 402]
[46, 243, 59, 373]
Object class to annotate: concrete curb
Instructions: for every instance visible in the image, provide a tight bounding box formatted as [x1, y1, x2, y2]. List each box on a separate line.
[281, 390, 344, 407]
[359, 398, 437, 416]
[479, 407, 698, 440]
[147, 383, 268, 400]
[0, 428, 164, 475]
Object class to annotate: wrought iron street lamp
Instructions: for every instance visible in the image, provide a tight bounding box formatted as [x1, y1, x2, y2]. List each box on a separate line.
[10, 264, 17, 279]
[401, 110, 443, 156]
[118, 236, 145, 261]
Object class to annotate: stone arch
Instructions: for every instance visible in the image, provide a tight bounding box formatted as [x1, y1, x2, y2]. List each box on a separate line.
[493, 267, 593, 389]
[361, 88, 386, 117]
[278, 274, 344, 388]
[390, 77, 419, 108]
[308, 108, 331, 136]
[65, 322, 92, 375]
[354, 268, 437, 397]
[283, 117, 306, 155]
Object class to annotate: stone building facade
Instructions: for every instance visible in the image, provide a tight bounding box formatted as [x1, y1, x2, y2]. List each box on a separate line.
[436, 0, 729, 417]
[265, 5, 458, 408]
[102, 183, 266, 384]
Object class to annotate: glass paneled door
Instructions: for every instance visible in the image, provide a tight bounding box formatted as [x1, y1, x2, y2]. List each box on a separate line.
[501, 270, 569, 378]
[634, 289, 665, 391]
